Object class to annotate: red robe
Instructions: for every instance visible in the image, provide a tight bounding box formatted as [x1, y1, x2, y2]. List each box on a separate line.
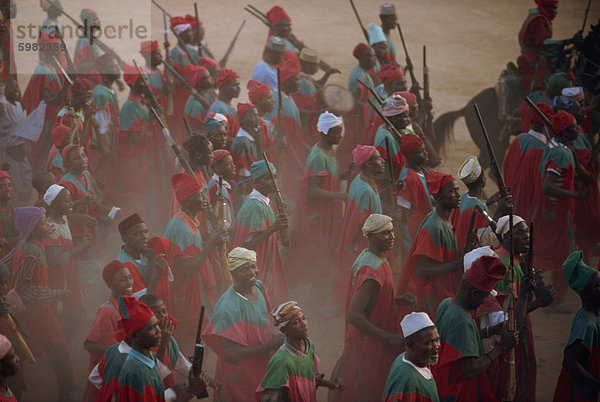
[397, 169, 433, 240]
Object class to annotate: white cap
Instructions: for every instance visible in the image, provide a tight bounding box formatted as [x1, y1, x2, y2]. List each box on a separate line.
[464, 246, 495, 272]
[213, 113, 228, 126]
[172, 23, 191, 35]
[496, 215, 525, 238]
[317, 111, 343, 135]
[561, 86, 583, 99]
[401, 312, 435, 337]
[368, 23, 387, 45]
[44, 184, 66, 206]
[458, 156, 482, 185]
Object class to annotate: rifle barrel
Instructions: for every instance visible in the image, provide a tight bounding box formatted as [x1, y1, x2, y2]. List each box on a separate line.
[473, 104, 508, 196]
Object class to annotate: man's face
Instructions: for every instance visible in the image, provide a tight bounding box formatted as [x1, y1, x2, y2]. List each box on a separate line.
[149, 300, 168, 320]
[389, 77, 408, 93]
[467, 287, 491, 311]
[366, 150, 386, 175]
[282, 311, 309, 340]
[274, 22, 291, 38]
[569, 103, 586, 124]
[256, 173, 277, 195]
[123, 223, 149, 253]
[301, 61, 319, 75]
[180, 28, 193, 44]
[379, 14, 397, 31]
[391, 110, 411, 129]
[0, 178, 13, 202]
[207, 127, 227, 151]
[361, 47, 377, 70]
[196, 24, 205, 43]
[325, 125, 343, 145]
[72, 91, 92, 110]
[266, 49, 284, 66]
[512, 222, 530, 255]
[150, 50, 162, 68]
[372, 42, 388, 60]
[437, 180, 461, 210]
[66, 147, 89, 172]
[408, 144, 428, 167]
[215, 155, 236, 181]
[408, 327, 441, 367]
[564, 121, 580, 142]
[31, 214, 53, 238]
[198, 70, 214, 90]
[224, 78, 241, 98]
[242, 107, 260, 131]
[0, 348, 20, 377]
[135, 316, 162, 349]
[232, 262, 258, 289]
[284, 75, 301, 94]
[186, 190, 210, 212]
[51, 188, 73, 215]
[256, 92, 274, 115]
[543, 3, 558, 19]
[583, 272, 600, 304]
[4, 79, 21, 103]
[110, 267, 134, 296]
[368, 228, 395, 251]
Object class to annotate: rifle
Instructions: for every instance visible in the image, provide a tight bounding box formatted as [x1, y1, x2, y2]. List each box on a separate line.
[162, 10, 174, 116]
[2, 311, 35, 363]
[581, 0, 592, 33]
[463, 209, 477, 254]
[183, 116, 193, 135]
[396, 23, 422, 104]
[51, 55, 73, 86]
[521, 221, 550, 293]
[422, 45, 434, 135]
[275, 67, 285, 181]
[348, 0, 369, 42]
[191, 305, 209, 398]
[217, 177, 233, 288]
[367, 98, 403, 146]
[219, 20, 246, 68]
[194, 3, 201, 48]
[474, 204, 503, 244]
[473, 104, 509, 198]
[263, 153, 290, 247]
[506, 206, 517, 401]
[151, 0, 172, 18]
[357, 78, 383, 105]
[162, 59, 211, 110]
[384, 137, 397, 209]
[133, 60, 166, 123]
[149, 0, 196, 65]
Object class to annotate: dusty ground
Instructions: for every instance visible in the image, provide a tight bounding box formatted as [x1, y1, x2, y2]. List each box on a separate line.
[10, 0, 600, 400]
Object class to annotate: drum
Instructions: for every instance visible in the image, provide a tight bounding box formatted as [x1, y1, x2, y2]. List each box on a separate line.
[318, 84, 355, 116]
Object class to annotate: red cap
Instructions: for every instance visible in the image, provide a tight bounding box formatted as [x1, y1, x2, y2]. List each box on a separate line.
[183, 64, 207, 88]
[353, 43, 369, 59]
[118, 296, 156, 338]
[72, 78, 92, 95]
[352, 145, 377, 168]
[465, 255, 507, 293]
[552, 110, 575, 134]
[102, 260, 128, 285]
[169, 16, 187, 29]
[139, 40, 159, 56]
[0, 171, 10, 181]
[427, 171, 455, 195]
[171, 172, 202, 203]
[61, 144, 80, 162]
[198, 57, 218, 70]
[531, 103, 554, 127]
[51, 124, 70, 148]
[279, 58, 300, 84]
[237, 102, 256, 119]
[266, 6, 291, 25]
[397, 91, 416, 106]
[211, 149, 230, 166]
[184, 14, 202, 28]
[247, 79, 272, 103]
[216, 68, 239, 88]
[400, 133, 424, 155]
[118, 213, 144, 236]
[123, 63, 140, 87]
[377, 64, 403, 84]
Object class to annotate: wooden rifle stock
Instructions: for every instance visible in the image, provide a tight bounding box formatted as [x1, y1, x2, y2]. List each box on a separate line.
[263, 153, 290, 247]
[506, 207, 517, 401]
[348, 0, 369, 42]
[396, 23, 422, 103]
[422, 45, 434, 134]
[191, 306, 209, 398]
[3, 312, 35, 363]
[217, 177, 233, 288]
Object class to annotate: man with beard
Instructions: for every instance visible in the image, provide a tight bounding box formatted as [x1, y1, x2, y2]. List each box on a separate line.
[383, 312, 440, 402]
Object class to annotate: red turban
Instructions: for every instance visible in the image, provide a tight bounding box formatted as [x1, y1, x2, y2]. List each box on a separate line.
[353, 145, 377, 168]
[397, 91, 417, 106]
[465, 255, 507, 293]
[552, 110, 575, 134]
[0, 171, 10, 180]
[535, 0, 558, 21]
[237, 102, 256, 119]
[96, 53, 115, 70]
[353, 43, 369, 59]
[279, 58, 300, 84]
[184, 14, 202, 28]
[102, 260, 128, 285]
[198, 57, 218, 70]
[71, 78, 92, 95]
[377, 64, 403, 84]
[216, 68, 239, 88]
[427, 171, 455, 195]
[211, 149, 231, 166]
[531, 102, 554, 127]
[267, 6, 291, 25]
[118, 213, 144, 236]
[183, 64, 207, 88]
[172, 172, 202, 203]
[61, 144, 80, 162]
[400, 133, 424, 155]
[123, 63, 140, 87]
[118, 296, 156, 337]
[169, 16, 187, 29]
[52, 124, 70, 148]
[247, 79, 271, 103]
[140, 40, 159, 56]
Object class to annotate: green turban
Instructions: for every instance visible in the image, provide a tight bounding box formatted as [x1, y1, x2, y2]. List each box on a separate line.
[562, 251, 597, 295]
[250, 160, 275, 180]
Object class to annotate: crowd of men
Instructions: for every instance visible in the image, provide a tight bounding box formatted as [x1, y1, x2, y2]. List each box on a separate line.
[0, 0, 598, 400]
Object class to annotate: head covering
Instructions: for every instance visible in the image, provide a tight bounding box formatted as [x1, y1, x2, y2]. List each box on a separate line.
[237, 102, 256, 119]
[250, 160, 275, 180]
[139, 40, 159, 56]
[103, 260, 128, 285]
[211, 149, 230, 166]
[427, 171, 455, 195]
[562, 251, 597, 295]
[382, 94, 409, 117]
[535, 0, 558, 20]
[43, 184, 65, 206]
[377, 64, 404, 85]
[562, 86, 584, 103]
[123, 63, 140, 87]
[80, 8, 97, 26]
[496, 215, 525, 238]
[118, 213, 144, 236]
[184, 14, 202, 28]
[547, 72, 570, 89]
[267, 36, 286, 53]
[228, 247, 257, 272]
[401, 312, 435, 338]
[272, 301, 302, 329]
[380, 3, 396, 15]
[353, 145, 377, 168]
[213, 113, 228, 125]
[552, 110, 575, 134]
[61, 144, 80, 162]
[182, 134, 209, 153]
[458, 156, 482, 185]
[353, 43, 370, 60]
[170, 16, 191, 34]
[531, 102, 554, 127]
[0, 171, 9, 181]
[368, 23, 387, 45]
[118, 296, 156, 337]
[198, 57, 218, 70]
[552, 95, 575, 112]
[203, 113, 226, 134]
[317, 111, 343, 135]
[299, 48, 320, 64]
[397, 91, 416, 105]
[14, 207, 46, 241]
[464, 246, 496, 272]
[96, 53, 115, 71]
[266, 5, 291, 25]
[465, 255, 507, 293]
[183, 64, 207, 88]
[0, 335, 12, 360]
[362, 213, 393, 237]
[400, 133, 424, 155]
[279, 58, 300, 84]
[171, 173, 202, 203]
[216, 68, 239, 88]
[71, 78, 92, 95]
[247, 79, 271, 103]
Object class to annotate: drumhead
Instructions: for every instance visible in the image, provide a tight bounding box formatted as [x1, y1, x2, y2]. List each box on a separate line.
[318, 84, 355, 115]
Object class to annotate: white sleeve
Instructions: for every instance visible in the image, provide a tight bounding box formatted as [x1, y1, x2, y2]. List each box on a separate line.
[89, 363, 102, 389]
[174, 351, 192, 377]
[94, 109, 111, 134]
[164, 388, 177, 402]
[157, 358, 172, 380]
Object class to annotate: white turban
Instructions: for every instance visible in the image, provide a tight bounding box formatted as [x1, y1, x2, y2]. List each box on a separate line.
[173, 23, 191, 35]
[464, 246, 495, 272]
[272, 301, 302, 329]
[368, 23, 387, 45]
[401, 312, 435, 338]
[213, 113, 228, 126]
[317, 111, 342, 135]
[496, 215, 525, 238]
[458, 156, 482, 185]
[362, 214, 393, 237]
[43, 184, 66, 206]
